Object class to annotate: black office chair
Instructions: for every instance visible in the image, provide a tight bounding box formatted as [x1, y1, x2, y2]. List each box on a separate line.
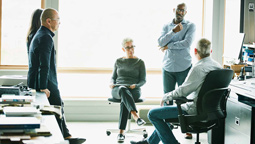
[165, 69, 233, 144]
[106, 98, 148, 138]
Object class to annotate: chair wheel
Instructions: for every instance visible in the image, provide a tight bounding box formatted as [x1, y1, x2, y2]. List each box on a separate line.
[143, 133, 148, 138]
[106, 131, 111, 136]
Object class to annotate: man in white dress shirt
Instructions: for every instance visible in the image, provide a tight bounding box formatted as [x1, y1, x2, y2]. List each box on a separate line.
[131, 38, 222, 144]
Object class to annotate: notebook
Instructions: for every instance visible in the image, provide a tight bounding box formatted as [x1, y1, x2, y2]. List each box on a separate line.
[3, 107, 39, 116]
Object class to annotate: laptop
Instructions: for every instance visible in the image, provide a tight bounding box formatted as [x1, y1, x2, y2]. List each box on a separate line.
[0, 117, 40, 129]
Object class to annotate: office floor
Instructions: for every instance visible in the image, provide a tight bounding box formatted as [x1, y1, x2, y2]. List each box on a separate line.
[67, 122, 208, 144]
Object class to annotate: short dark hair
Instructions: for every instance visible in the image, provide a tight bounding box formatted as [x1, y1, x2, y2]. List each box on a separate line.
[177, 3, 187, 10]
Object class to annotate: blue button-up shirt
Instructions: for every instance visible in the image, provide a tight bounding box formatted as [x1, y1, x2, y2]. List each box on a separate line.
[158, 19, 196, 72]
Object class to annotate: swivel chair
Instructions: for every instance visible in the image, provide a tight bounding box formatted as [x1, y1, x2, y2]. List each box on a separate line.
[165, 69, 233, 144]
[106, 98, 148, 138]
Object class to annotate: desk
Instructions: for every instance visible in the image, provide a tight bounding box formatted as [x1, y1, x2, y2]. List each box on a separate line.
[0, 92, 64, 143]
[224, 78, 255, 144]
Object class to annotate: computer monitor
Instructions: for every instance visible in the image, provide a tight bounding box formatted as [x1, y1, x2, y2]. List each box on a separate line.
[238, 33, 245, 62]
[223, 33, 245, 63]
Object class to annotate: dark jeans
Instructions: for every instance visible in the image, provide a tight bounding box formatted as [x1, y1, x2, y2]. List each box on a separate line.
[162, 66, 191, 105]
[112, 86, 141, 130]
[47, 82, 71, 138]
[147, 106, 188, 144]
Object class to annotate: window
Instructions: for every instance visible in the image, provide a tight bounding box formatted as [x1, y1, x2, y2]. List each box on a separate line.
[58, 0, 203, 69]
[1, 0, 41, 65]
[58, 0, 203, 98]
[203, 0, 213, 41]
[0, 1, 206, 98]
[223, 0, 241, 63]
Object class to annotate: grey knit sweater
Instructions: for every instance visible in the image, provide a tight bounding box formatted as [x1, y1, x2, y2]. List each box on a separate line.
[111, 58, 146, 88]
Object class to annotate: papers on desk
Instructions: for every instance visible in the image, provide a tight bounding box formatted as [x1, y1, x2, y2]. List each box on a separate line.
[26, 125, 52, 137]
[3, 107, 40, 116]
[0, 135, 31, 141]
[40, 105, 62, 119]
[230, 79, 255, 99]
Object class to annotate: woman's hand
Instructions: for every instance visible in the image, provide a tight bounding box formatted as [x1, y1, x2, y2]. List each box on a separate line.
[129, 84, 136, 89]
[109, 84, 115, 89]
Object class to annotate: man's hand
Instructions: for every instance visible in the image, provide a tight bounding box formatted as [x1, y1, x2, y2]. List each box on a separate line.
[40, 89, 50, 98]
[159, 46, 168, 52]
[109, 83, 115, 89]
[129, 84, 136, 89]
[160, 98, 165, 106]
[161, 94, 172, 106]
[173, 23, 183, 33]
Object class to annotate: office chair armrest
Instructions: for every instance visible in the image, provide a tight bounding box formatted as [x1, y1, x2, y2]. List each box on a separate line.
[173, 97, 193, 105]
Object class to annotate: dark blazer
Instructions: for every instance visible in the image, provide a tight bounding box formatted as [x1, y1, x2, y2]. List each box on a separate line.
[27, 26, 61, 105]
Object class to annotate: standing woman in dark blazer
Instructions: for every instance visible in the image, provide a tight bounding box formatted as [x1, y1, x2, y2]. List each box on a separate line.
[109, 38, 146, 143]
[26, 8, 43, 54]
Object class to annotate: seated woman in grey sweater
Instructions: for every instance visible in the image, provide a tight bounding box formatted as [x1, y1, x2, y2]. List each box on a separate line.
[109, 38, 146, 143]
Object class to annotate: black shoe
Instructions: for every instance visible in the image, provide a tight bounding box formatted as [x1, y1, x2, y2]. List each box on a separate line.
[117, 134, 125, 143]
[130, 140, 148, 144]
[136, 118, 146, 126]
[67, 138, 86, 144]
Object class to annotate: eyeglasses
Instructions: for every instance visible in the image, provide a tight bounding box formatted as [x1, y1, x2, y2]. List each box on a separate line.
[125, 45, 135, 49]
[176, 9, 185, 13]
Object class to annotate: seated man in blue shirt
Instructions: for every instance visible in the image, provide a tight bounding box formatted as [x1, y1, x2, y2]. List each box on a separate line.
[130, 38, 222, 144]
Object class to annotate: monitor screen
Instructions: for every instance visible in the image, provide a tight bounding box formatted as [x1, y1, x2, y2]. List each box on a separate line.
[223, 33, 245, 62]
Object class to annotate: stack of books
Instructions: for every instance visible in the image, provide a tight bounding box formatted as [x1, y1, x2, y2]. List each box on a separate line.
[0, 117, 40, 130]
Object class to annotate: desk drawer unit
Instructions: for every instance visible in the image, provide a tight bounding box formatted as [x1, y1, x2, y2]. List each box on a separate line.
[225, 99, 252, 144]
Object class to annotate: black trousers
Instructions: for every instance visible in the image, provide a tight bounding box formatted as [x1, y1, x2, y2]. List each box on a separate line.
[47, 82, 71, 138]
[112, 86, 141, 130]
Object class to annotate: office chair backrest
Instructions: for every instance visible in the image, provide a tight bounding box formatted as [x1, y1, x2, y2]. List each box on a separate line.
[196, 69, 233, 121]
